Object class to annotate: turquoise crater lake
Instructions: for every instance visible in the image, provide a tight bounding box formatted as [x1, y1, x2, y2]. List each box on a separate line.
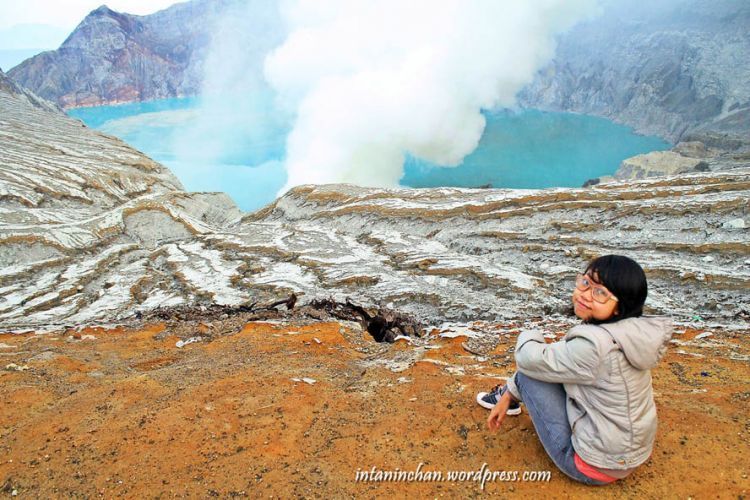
[68, 99, 670, 212]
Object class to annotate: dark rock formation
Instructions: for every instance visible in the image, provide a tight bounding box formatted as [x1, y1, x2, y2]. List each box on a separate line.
[519, 0, 750, 146]
[7, 1, 236, 108]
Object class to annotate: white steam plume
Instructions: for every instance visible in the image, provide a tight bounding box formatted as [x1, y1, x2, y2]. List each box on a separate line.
[173, 0, 285, 176]
[265, 0, 598, 193]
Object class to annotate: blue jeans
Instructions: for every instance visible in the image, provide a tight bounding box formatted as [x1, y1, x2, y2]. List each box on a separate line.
[513, 372, 608, 486]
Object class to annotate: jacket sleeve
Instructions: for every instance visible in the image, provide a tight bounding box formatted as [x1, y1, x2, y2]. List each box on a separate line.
[514, 328, 603, 385]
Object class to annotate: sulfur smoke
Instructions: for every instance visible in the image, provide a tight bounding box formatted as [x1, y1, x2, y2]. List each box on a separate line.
[265, 0, 598, 193]
[172, 0, 287, 198]
[177, 2, 280, 164]
[185, 0, 599, 199]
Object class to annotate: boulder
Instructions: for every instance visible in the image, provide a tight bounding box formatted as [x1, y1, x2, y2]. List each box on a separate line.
[614, 151, 708, 180]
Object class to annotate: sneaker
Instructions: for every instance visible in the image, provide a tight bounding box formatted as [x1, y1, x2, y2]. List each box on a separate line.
[476, 384, 522, 415]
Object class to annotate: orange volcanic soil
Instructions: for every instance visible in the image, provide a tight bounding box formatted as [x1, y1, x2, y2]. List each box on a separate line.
[1, 320, 748, 497]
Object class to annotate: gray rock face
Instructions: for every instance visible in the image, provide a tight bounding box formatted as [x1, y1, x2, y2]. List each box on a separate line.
[0, 68, 59, 113]
[585, 137, 750, 185]
[1, 75, 748, 332]
[1, 69, 748, 332]
[614, 151, 706, 180]
[519, 0, 750, 146]
[0, 70, 243, 322]
[0, 69, 184, 211]
[7, 1, 236, 108]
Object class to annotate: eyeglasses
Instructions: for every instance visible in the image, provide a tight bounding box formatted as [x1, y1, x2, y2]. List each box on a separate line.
[575, 274, 619, 304]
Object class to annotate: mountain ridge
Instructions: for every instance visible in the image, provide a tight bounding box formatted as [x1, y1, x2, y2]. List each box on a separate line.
[7, 1, 235, 108]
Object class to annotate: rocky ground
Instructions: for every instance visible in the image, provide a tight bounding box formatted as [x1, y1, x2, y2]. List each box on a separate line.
[1, 315, 748, 497]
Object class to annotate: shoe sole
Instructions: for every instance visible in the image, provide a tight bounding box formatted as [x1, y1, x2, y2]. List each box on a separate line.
[476, 392, 522, 415]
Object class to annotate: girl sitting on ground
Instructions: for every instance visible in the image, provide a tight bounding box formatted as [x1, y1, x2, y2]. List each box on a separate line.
[477, 254, 672, 485]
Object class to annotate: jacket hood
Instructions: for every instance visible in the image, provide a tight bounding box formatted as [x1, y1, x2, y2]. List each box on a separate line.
[600, 316, 673, 370]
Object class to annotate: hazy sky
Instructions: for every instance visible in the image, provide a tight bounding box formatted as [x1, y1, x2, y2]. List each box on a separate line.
[0, 0, 180, 31]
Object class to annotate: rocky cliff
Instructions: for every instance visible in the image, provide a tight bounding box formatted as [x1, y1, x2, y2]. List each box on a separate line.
[0, 68, 185, 212]
[0, 69, 245, 327]
[0, 67, 59, 113]
[6, 1, 235, 108]
[1, 73, 747, 332]
[519, 0, 750, 146]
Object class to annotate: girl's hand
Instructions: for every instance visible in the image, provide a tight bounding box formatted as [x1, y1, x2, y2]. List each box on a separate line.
[487, 391, 512, 431]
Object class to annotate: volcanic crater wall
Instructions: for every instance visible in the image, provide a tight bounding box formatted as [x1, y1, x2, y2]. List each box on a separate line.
[0, 69, 748, 331]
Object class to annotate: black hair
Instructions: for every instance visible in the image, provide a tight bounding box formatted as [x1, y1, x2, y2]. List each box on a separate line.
[584, 254, 648, 324]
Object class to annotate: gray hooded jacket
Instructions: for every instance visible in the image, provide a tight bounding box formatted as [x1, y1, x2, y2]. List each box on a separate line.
[505, 316, 673, 470]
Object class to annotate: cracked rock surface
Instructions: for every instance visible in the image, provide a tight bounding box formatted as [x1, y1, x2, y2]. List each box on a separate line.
[1, 70, 748, 332]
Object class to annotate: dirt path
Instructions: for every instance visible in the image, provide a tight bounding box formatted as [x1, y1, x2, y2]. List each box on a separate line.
[1, 320, 748, 497]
